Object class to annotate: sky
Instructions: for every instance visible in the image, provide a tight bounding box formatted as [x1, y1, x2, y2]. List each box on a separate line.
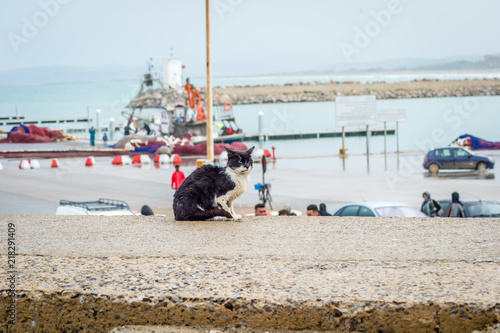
[0, 0, 499, 76]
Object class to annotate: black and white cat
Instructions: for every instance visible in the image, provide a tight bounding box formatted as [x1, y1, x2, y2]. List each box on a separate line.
[173, 146, 255, 221]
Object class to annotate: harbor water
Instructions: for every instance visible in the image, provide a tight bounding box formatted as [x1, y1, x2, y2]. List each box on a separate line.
[1, 78, 499, 156]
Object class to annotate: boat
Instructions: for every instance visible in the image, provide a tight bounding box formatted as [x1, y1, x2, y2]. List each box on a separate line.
[120, 59, 244, 144]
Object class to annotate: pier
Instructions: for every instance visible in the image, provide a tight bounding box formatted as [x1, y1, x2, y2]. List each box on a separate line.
[245, 127, 395, 141]
[0, 115, 91, 127]
[0, 115, 110, 137]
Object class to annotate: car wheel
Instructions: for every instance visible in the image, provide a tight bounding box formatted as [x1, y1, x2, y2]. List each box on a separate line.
[428, 163, 439, 174]
[477, 162, 487, 172]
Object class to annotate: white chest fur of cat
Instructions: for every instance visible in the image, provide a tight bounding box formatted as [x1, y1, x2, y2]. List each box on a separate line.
[215, 166, 251, 220]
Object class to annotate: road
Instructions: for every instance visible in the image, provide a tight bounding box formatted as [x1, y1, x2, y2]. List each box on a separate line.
[0, 143, 499, 215]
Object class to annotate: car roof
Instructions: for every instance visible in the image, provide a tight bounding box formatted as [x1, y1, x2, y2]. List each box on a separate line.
[437, 197, 499, 203]
[430, 146, 472, 151]
[337, 201, 414, 209]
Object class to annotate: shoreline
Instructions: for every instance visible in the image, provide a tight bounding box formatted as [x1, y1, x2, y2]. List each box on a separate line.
[211, 78, 500, 105]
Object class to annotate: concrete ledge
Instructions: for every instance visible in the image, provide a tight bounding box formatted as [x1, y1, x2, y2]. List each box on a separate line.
[2, 291, 499, 332]
[1, 216, 499, 332]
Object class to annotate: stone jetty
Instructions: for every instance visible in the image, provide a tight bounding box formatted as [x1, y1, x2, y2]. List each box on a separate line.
[127, 78, 500, 109]
[213, 78, 500, 105]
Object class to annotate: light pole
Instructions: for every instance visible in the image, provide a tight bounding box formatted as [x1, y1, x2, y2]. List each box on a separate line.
[96, 109, 101, 133]
[109, 118, 115, 141]
[206, 0, 214, 162]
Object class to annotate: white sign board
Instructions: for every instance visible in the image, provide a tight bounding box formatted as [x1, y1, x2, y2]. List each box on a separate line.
[378, 109, 406, 122]
[336, 95, 376, 127]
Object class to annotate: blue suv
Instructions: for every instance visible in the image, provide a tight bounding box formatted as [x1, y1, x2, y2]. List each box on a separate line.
[423, 147, 494, 173]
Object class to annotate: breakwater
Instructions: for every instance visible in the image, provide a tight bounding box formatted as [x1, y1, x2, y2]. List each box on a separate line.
[128, 79, 500, 109]
[212, 78, 500, 105]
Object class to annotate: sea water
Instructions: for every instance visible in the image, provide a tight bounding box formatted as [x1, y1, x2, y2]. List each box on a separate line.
[1, 79, 499, 156]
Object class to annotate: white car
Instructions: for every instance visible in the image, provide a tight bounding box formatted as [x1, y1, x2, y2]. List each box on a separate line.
[55, 198, 135, 215]
[332, 201, 426, 217]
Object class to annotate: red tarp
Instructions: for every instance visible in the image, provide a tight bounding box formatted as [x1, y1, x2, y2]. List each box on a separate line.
[4, 124, 64, 143]
[6, 131, 54, 143]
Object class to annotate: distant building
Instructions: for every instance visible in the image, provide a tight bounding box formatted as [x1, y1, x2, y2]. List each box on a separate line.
[163, 58, 183, 89]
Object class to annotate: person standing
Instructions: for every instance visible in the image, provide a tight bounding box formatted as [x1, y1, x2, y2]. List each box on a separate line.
[184, 79, 195, 123]
[278, 209, 289, 216]
[420, 191, 442, 217]
[102, 133, 108, 146]
[89, 126, 96, 146]
[447, 192, 465, 217]
[171, 165, 186, 190]
[319, 203, 332, 216]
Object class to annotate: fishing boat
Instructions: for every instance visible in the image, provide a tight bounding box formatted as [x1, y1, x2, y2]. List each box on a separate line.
[119, 59, 244, 143]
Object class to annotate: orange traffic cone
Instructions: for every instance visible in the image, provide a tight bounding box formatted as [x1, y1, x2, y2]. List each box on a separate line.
[112, 156, 123, 165]
[51, 159, 60, 168]
[131, 155, 141, 164]
[85, 156, 95, 166]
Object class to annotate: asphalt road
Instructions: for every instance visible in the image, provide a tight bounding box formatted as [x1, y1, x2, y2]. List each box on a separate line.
[0, 145, 499, 215]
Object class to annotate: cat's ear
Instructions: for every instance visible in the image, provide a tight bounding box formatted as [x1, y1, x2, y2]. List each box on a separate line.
[224, 146, 235, 155]
[246, 146, 255, 154]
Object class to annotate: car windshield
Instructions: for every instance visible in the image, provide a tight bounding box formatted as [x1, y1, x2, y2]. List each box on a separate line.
[465, 201, 500, 217]
[375, 206, 426, 217]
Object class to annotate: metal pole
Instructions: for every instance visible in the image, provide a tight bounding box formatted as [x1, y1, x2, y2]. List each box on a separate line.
[205, 0, 214, 162]
[366, 125, 370, 174]
[396, 121, 399, 154]
[96, 110, 100, 134]
[366, 125, 370, 156]
[16, 104, 19, 119]
[341, 126, 345, 154]
[384, 121, 387, 154]
[109, 118, 114, 141]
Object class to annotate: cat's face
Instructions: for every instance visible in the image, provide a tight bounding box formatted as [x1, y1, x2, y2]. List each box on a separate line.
[225, 146, 255, 174]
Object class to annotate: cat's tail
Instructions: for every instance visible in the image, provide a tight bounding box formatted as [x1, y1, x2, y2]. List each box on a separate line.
[175, 208, 233, 221]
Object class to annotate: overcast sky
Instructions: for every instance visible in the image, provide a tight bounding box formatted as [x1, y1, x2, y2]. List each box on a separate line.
[1, 0, 498, 75]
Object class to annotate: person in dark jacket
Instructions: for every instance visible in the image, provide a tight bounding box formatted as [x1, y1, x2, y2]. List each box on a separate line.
[420, 191, 442, 217]
[447, 192, 465, 217]
[89, 126, 96, 146]
[319, 203, 332, 216]
[141, 205, 154, 216]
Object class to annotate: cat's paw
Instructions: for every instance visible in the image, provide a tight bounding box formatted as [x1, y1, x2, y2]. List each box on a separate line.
[231, 214, 242, 221]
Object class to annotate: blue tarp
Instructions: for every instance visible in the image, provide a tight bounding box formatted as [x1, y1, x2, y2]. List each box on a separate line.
[453, 134, 500, 150]
[8, 124, 30, 135]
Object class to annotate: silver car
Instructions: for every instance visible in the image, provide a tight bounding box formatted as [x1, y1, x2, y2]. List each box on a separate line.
[333, 201, 426, 217]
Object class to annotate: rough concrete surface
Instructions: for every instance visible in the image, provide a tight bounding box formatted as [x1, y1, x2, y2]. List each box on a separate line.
[1, 215, 499, 332]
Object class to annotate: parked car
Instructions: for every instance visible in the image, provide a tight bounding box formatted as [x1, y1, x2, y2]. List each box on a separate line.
[55, 198, 135, 215]
[423, 147, 494, 173]
[437, 198, 500, 217]
[332, 202, 426, 218]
